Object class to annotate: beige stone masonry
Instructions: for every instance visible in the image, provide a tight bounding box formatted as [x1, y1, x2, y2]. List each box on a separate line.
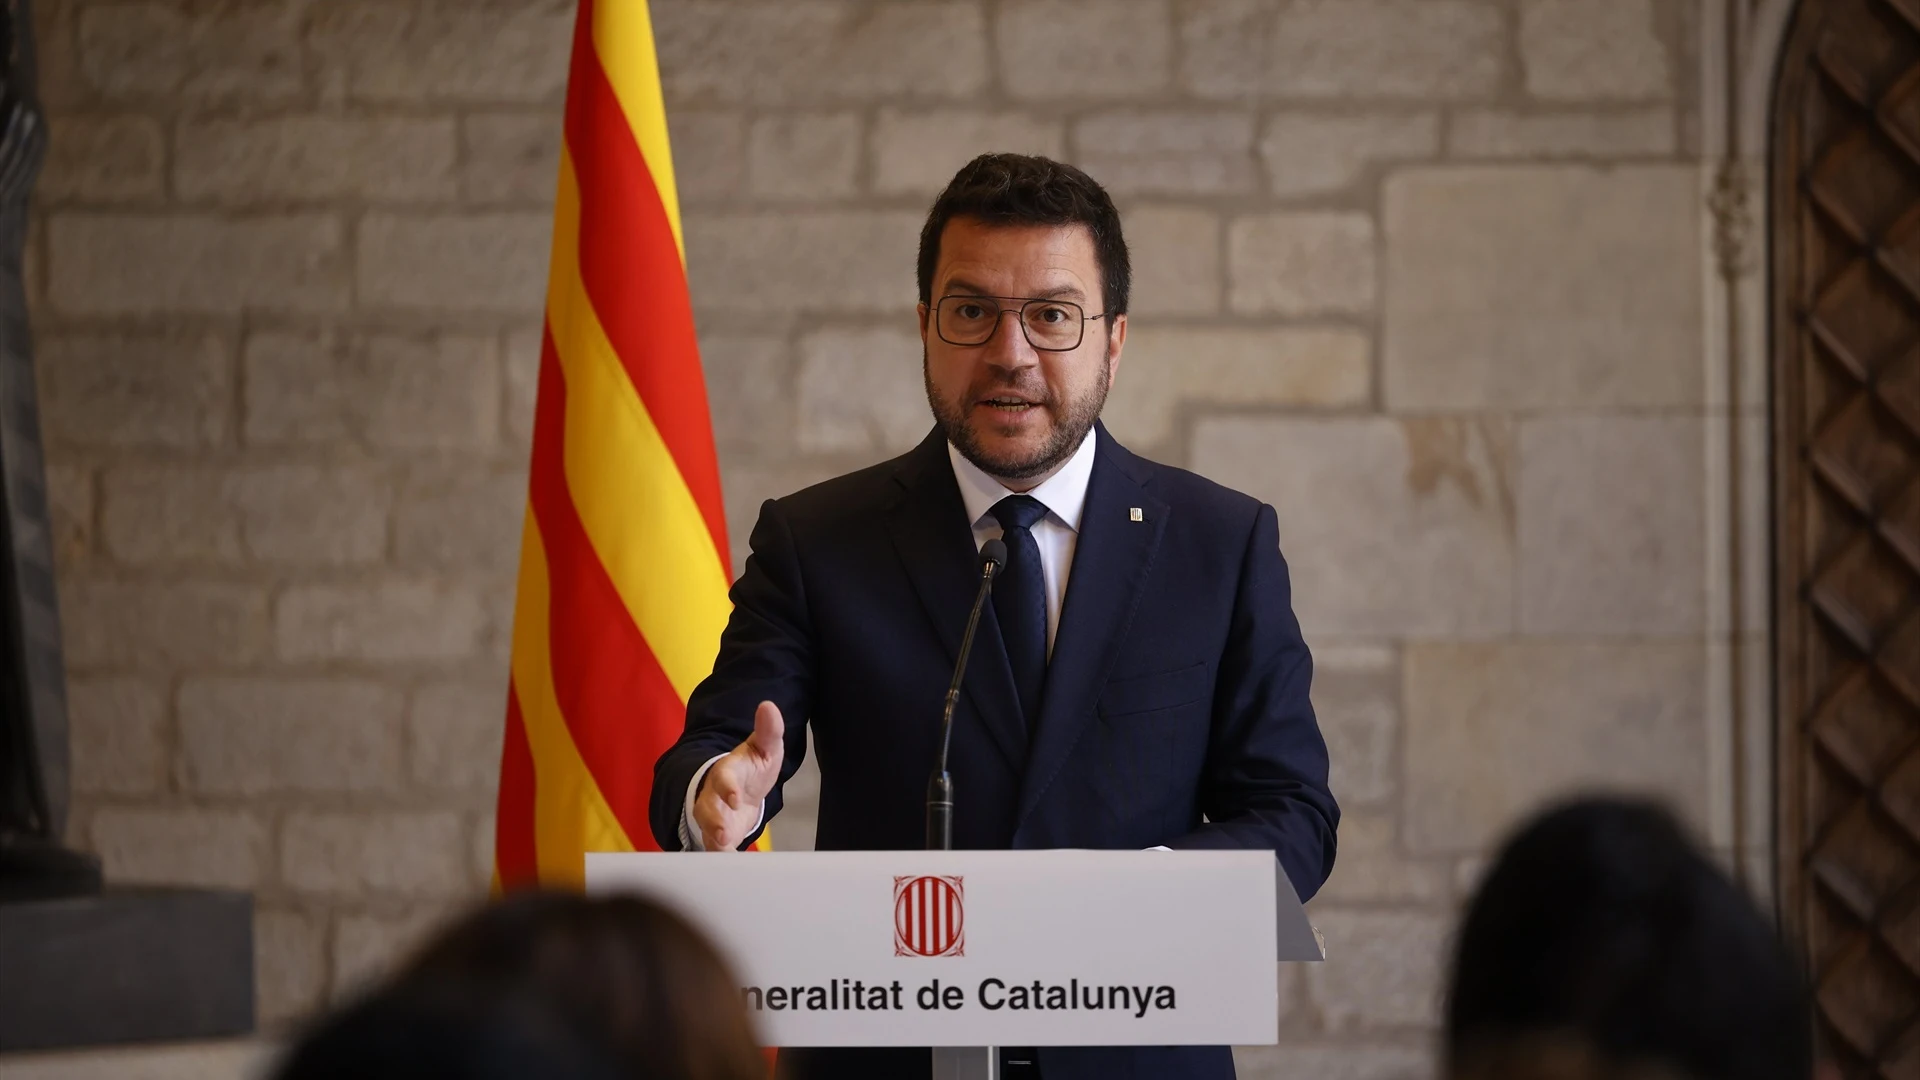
[50, 213, 349, 315]
[1228, 212, 1376, 315]
[1305, 909, 1451, 1031]
[998, 0, 1172, 100]
[256, 907, 327, 1024]
[461, 113, 563, 205]
[1518, 416, 1706, 635]
[1105, 328, 1370, 452]
[275, 581, 489, 664]
[1125, 205, 1223, 316]
[281, 812, 469, 899]
[1519, 0, 1673, 102]
[796, 326, 928, 456]
[410, 678, 511, 794]
[66, 676, 167, 796]
[394, 465, 528, 575]
[1192, 416, 1514, 638]
[1182, 1, 1506, 101]
[747, 113, 864, 201]
[63, 581, 272, 671]
[1383, 166, 1703, 410]
[1447, 108, 1679, 159]
[666, 111, 749, 203]
[243, 331, 501, 450]
[686, 212, 920, 314]
[1315, 814, 1454, 906]
[93, 808, 272, 892]
[701, 334, 794, 455]
[1314, 661, 1399, 809]
[356, 212, 550, 313]
[177, 678, 407, 796]
[1074, 111, 1257, 196]
[39, 115, 165, 203]
[176, 117, 461, 205]
[78, 0, 307, 103]
[654, 1, 989, 105]
[1403, 642, 1709, 854]
[873, 109, 1065, 196]
[99, 465, 392, 568]
[307, 1, 572, 104]
[38, 333, 232, 449]
[1259, 113, 1440, 199]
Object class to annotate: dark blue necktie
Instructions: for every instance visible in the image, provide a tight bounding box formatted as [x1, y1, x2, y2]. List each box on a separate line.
[990, 494, 1050, 734]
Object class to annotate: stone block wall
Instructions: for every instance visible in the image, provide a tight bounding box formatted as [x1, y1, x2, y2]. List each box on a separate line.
[27, 1, 1730, 1075]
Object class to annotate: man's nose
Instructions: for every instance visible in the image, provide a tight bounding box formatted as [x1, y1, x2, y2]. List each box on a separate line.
[982, 309, 1039, 371]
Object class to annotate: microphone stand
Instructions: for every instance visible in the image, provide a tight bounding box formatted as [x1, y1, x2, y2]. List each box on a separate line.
[927, 540, 1003, 851]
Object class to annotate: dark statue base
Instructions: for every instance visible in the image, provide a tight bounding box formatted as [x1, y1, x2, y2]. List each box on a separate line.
[0, 830, 102, 901]
[0, 886, 255, 1053]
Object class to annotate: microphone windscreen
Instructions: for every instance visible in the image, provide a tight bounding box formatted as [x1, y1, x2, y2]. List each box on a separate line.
[980, 537, 1008, 572]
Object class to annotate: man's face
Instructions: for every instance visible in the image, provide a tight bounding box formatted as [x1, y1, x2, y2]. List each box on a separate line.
[918, 217, 1127, 485]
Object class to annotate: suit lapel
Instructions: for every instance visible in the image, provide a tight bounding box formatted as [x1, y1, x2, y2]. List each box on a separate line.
[1018, 426, 1168, 823]
[886, 431, 1027, 774]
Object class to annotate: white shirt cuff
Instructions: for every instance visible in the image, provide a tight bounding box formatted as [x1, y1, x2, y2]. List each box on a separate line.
[680, 752, 766, 851]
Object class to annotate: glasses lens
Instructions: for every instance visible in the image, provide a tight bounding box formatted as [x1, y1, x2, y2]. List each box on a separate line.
[1023, 300, 1084, 350]
[939, 297, 998, 346]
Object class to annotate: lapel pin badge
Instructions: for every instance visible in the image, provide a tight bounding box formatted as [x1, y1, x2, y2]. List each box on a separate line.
[1129, 507, 1144, 522]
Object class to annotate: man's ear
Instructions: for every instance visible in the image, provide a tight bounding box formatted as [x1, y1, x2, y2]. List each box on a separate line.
[1104, 313, 1127, 388]
[917, 302, 930, 344]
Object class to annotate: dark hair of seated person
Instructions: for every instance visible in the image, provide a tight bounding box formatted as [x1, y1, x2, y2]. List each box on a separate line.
[1446, 797, 1813, 1080]
[273, 986, 626, 1080]
[387, 889, 765, 1080]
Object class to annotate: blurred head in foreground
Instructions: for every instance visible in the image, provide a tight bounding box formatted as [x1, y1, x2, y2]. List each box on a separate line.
[276, 890, 763, 1080]
[273, 986, 624, 1080]
[1446, 797, 1812, 1080]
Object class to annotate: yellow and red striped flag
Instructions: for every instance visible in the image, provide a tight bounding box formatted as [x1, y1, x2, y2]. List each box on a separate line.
[495, 0, 758, 889]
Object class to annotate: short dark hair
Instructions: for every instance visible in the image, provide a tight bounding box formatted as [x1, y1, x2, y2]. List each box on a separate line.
[1447, 797, 1813, 1080]
[390, 891, 766, 1080]
[917, 153, 1130, 317]
[274, 987, 625, 1080]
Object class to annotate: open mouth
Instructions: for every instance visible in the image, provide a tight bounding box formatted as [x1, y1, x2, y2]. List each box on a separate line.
[976, 395, 1043, 414]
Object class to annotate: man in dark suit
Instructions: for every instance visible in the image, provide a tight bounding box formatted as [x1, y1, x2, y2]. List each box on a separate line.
[650, 154, 1338, 1080]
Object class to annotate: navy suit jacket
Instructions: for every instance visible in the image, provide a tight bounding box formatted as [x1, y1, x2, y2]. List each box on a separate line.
[651, 424, 1338, 1080]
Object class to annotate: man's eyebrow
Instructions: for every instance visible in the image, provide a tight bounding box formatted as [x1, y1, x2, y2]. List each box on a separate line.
[938, 279, 1088, 302]
[941, 277, 991, 297]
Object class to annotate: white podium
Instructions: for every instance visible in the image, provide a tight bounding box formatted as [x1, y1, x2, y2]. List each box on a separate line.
[587, 850, 1322, 1078]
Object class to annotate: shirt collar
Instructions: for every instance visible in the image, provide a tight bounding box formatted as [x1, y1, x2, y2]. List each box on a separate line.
[947, 427, 1098, 534]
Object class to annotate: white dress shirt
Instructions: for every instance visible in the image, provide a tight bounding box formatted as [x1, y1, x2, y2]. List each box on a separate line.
[945, 429, 1097, 656]
[681, 431, 1099, 850]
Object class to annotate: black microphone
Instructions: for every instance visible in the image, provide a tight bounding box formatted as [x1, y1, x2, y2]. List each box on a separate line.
[927, 538, 1005, 851]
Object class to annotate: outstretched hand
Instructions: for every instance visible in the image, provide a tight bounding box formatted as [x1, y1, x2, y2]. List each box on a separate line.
[691, 700, 784, 851]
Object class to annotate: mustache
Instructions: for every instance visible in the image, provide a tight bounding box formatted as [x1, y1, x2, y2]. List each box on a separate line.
[967, 377, 1054, 405]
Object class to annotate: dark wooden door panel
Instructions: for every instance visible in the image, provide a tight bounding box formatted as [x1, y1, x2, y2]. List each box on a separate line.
[1776, 1, 1920, 1075]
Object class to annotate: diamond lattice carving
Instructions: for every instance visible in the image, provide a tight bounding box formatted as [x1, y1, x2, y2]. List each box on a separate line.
[1778, 1, 1920, 1076]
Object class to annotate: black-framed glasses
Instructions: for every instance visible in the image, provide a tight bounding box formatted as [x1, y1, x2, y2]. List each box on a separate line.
[933, 295, 1108, 352]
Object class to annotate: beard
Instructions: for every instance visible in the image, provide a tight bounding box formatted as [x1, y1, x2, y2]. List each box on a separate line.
[924, 348, 1111, 482]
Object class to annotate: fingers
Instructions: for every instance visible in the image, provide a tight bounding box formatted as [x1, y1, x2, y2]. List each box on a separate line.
[706, 757, 744, 805]
[695, 763, 741, 851]
[693, 790, 747, 852]
[691, 801, 725, 851]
